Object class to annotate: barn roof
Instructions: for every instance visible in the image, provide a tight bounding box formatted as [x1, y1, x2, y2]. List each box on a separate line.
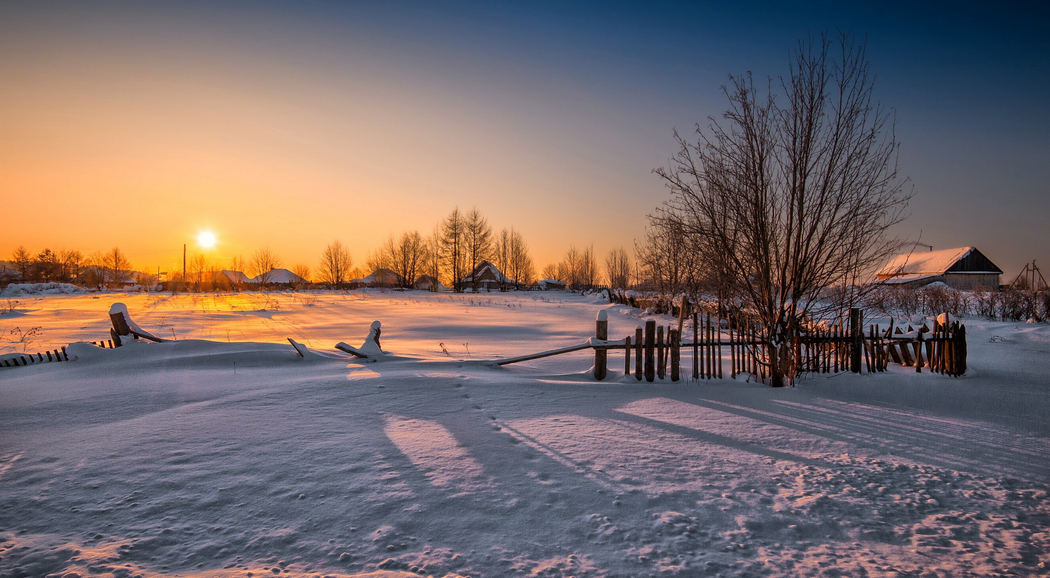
[877, 247, 1002, 284]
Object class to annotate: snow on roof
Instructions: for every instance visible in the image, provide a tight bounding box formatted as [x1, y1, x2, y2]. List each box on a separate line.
[459, 260, 512, 284]
[878, 247, 974, 278]
[262, 268, 307, 284]
[352, 268, 403, 286]
[219, 270, 252, 284]
[879, 273, 941, 285]
[246, 269, 306, 284]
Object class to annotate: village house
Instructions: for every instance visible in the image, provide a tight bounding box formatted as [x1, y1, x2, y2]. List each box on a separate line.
[351, 268, 405, 289]
[876, 246, 1003, 290]
[457, 260, 514, 292]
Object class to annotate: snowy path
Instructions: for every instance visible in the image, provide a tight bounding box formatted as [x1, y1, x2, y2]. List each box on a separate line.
[1, 291, 1048, 577]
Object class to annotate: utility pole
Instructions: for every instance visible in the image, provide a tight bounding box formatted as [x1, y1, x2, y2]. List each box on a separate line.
[183, 244, 187, 291]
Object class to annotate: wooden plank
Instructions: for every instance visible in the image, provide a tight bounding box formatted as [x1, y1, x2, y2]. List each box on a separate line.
[492, 342, 592, 366]
[335, 342, 372, 358]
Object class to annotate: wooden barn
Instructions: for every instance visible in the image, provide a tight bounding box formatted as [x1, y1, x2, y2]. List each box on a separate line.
[877, 247, 1002, 290]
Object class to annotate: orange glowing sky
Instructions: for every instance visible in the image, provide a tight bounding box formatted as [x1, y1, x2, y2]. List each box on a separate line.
[2, 2, 1048, 277]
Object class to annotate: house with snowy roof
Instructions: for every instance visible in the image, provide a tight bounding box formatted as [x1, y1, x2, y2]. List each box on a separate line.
[413, 275, 446, 292]
[457, 260, 513, 291]
[351, 268, 405, 288]
[253, 268, 307, 286]
[876, 247, 1002, 290]
[215, 270, 252, 289]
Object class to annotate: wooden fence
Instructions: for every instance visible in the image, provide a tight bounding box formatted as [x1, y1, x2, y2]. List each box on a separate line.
[1, 346, 69, 368]
[498, 306, 968, 383]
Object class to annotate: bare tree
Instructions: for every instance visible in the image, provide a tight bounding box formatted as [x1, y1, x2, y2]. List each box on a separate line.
[318, 241, 354, 288]
[82, 252, 107, 289]
[422, 227, 443, 290]
[605, 247, 632, 290]
[558, 246, 582, 289]
[249, 247, 282, 287]
[366, 245, 391, 275]
[388, 231, 425, 288]
[635, 218, 697, 294]
[494, 228, 512, 291]
[103, 247, 133, 288]
[540, 263, 559, 282]
[654, 33, 910, 386]
[441, 207, 465, 292]
[579, 245, 600, 289]
[292, 264, 311, 289]
[463, 207, 493, 291]
[189, 253, 209, 292]
[506, 228, 534, 289]
[62, 249, 83, 282]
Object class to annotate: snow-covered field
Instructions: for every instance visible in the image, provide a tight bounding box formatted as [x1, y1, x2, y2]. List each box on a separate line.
[1, 290, 1048, 577]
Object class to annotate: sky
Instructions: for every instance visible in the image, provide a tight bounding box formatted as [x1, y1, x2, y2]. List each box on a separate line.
[1, 0, 1047, 280]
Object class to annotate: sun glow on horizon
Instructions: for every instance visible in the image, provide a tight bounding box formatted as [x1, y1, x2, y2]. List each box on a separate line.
[198, 231, 217, 249]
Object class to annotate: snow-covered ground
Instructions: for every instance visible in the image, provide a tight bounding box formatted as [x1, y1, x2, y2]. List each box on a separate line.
[1, 290, 1048, 577]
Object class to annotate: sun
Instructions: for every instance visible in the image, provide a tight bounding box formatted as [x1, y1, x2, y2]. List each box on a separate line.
[197, 231, 217, 249]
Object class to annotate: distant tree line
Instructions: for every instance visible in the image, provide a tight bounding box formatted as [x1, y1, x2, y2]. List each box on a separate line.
[4, 245, 139, 289]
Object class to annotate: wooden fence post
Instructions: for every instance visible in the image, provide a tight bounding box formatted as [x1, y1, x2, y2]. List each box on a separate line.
[635, 326, 643, 381]
[594, 310, 608, 381]
[671, 328, 680, 381]
[850, 308, 862, 373]
[656, 325, 666, 380]
[692, 312, 699, 380]
[624, 335, 632, 377]
[644, 320, 655, 382]
[716, 317, 723, 379]
[915, 328, 924, 373]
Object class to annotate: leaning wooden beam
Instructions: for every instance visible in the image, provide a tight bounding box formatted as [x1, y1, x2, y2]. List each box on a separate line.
[335, 342, 372, 358]
[492, 342, 592, 366]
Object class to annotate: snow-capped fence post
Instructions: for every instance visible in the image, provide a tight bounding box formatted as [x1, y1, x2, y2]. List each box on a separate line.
[594, 310, 608, 381]
[644, 320, 655, 382]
